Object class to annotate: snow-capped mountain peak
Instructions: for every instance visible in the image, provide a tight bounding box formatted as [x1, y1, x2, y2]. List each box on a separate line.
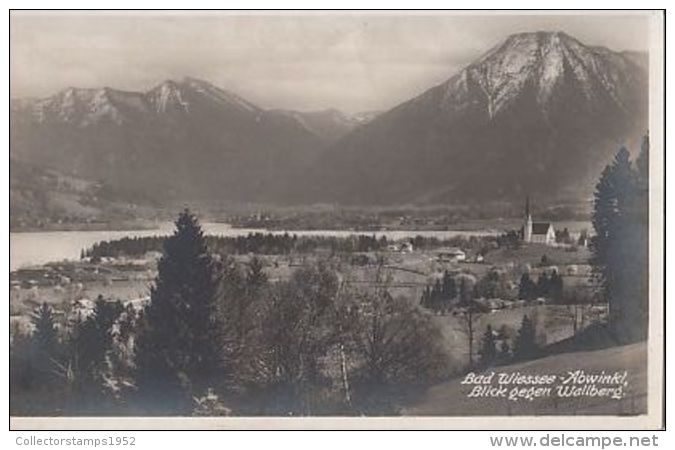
[440, 31, 645, 120]
[22, 87, 133, 126]
[148, 79, 191, 114]
[145, 77, 261, 116]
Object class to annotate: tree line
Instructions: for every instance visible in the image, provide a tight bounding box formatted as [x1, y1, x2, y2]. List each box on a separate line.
[82, 231, 500, 261]
[83, 233, 388, 260]
[518, 271, 563, 302]
[420, 268, 565, 313]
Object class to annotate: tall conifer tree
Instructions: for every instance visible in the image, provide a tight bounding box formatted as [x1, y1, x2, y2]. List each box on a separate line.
[591, 144, 647, 342]
[134, 210, 224, 414]
[478, 324, 497, 366]
[30, 303, 61, 384]
[513, 315, 538, 360]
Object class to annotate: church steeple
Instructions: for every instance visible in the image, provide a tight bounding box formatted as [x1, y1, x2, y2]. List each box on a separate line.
[525, 196, 530, 218]
[523, 196, 532, 243]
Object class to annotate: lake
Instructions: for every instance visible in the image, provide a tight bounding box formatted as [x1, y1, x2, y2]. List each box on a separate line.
[10, 223, 502, 271]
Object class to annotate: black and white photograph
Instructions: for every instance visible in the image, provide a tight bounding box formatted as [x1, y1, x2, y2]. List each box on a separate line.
[8, 9, 664, 430]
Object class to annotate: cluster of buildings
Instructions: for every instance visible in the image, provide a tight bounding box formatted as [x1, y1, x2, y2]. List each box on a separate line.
[10, 259, 155, 290]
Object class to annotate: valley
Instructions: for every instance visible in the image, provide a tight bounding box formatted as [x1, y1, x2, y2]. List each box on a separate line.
[9, 19, 654, 421]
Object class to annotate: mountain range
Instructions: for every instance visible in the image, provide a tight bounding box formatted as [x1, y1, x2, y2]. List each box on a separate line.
[10, 31, 648, 215]
[10, 76, 373, 205]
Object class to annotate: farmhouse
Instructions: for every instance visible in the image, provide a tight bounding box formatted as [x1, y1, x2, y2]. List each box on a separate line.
[435, 247, 466, 262]
[388, 240, 414, 253]
[400, 241, 414, 253]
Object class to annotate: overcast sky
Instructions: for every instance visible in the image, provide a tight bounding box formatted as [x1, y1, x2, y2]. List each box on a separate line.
[10, 11, 652, 113]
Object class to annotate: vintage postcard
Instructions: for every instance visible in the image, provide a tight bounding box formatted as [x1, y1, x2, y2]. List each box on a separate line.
[8, 10, 664, 430]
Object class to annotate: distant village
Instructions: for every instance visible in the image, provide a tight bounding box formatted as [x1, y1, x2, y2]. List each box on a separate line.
[11, 198, 594, 342]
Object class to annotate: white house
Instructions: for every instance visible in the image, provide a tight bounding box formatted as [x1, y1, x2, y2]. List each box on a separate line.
[435, 247, 466, 262]
[400, 241, 414, 253]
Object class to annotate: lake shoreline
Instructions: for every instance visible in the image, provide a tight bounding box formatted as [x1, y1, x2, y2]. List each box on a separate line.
[9, 224, 502, 272]
[10, 221, 591, 272]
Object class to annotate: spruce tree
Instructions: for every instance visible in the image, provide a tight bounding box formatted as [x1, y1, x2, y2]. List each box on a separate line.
[32, 303, 59, 357]
[634, 135, 649, 339]
[90, 297, 124, 357]
[550, 272, 564, 303]
[636, 134, 649, 185]
[458, 275, 474, 306]
[478, 324, 497, 367]
[246, 256, 267, 292]
[537, 272, 550, 298]
[70, 297, 124, 385]
[30, 303, 61, 383]
[63, 297, 124, 412]
[134, 210, 224, 414]
[518, 273, 536, 301]
[442, 271, 457, 300]
[420, 286, 431, 308]
[591, 146, 647, 341]
[499, 340, 511, 362]
[592, 148, 634, 269]
[513, 315, 538, 360]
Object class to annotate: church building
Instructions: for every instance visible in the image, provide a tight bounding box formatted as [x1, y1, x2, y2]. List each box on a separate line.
[521, 197, 556, 245]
